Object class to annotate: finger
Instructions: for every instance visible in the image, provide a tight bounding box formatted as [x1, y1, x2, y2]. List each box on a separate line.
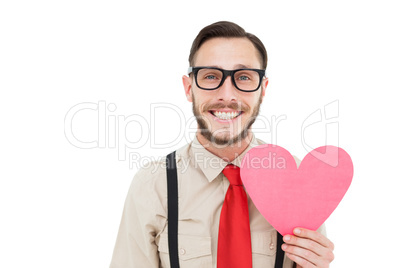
[285, 252, 316, 268]
[283, 233, 328, 257]
[283, 243, 331, 268]
[282, 243, 320, 265]
[293, 228, 334, 250]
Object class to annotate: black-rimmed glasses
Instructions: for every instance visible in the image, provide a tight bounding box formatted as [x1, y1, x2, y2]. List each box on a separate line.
[188, 67, 266, 92]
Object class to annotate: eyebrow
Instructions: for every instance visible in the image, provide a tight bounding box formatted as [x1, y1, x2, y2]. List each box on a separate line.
[234, 64, 252, 69]
[203, 64, 255, 69]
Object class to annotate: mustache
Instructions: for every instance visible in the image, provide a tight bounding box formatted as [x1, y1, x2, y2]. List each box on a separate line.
[203, 102, 249, 112]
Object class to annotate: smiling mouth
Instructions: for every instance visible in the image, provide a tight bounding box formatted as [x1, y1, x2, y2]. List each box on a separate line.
[210, 110, 243, 120]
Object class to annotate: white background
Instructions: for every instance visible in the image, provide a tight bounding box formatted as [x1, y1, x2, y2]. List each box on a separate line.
[1, 1, 401, 267]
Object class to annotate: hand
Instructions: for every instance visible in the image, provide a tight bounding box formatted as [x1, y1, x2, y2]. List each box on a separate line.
[282, 228, 334, 268]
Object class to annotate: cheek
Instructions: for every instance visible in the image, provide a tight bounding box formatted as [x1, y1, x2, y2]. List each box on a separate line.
[242, 96, 259, 111]
[251, 92, 263, 107]
[193, 94, 213, 111]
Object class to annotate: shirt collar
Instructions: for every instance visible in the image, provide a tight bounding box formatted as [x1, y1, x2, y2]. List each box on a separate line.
[190, 134, 262, 182]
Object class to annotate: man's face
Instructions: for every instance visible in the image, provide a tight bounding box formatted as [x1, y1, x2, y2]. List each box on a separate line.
[183, 37, 268, 146]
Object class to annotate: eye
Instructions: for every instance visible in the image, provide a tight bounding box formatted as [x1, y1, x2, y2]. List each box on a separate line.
[238, 75, 250, 81]
[235, 70, 259, 83]
[205, 74, 218, 80]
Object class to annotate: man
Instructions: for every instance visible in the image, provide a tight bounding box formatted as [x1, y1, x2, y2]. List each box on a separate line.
[110, 21, 334, 268]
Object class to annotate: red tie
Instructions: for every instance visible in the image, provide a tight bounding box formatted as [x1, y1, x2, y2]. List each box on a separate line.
[217, 164, 252, 268]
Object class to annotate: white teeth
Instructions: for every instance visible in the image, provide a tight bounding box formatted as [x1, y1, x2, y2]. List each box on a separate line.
[213, 111, 240, 120]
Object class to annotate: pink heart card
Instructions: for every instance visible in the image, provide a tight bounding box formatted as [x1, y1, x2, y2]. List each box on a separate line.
[240, 144, 353, 236]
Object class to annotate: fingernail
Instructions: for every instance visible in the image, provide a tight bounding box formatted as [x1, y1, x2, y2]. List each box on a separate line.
[284, 235, 290, 241]
[282, 244, 287, 250]
[294, 228, 301, 235]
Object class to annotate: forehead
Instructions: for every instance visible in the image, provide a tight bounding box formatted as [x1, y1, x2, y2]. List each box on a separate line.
[193, 37, 262, 69]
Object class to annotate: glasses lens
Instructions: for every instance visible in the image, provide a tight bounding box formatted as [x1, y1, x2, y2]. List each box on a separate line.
[196, 68, 223, 89]
[233, 70, 261, 91]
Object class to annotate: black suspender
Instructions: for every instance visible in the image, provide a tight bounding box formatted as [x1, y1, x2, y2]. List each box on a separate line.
[275, 232, 285, 268]
[166, 151, 180, 268]
[166, 151, 285, 268]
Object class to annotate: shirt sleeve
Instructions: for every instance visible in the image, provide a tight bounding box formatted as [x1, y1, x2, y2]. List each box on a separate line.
[110, 164, 167, 268]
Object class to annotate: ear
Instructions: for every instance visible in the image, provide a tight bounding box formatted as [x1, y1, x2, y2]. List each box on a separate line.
[261, 77, 269, 100]
[182, 75, 193, 102]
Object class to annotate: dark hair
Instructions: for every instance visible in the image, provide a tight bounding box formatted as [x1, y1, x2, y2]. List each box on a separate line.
[189, 21, 268, 69]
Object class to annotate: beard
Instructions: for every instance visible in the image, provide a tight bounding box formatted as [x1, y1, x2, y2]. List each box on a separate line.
[192, 92, 263, 146]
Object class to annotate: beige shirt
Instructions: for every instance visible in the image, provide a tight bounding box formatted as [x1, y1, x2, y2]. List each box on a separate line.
[110, 136, 326, 268]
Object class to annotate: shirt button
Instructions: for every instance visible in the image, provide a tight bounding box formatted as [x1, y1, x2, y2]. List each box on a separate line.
[269, 242, 275, 250]
[180, 248, 186, 255]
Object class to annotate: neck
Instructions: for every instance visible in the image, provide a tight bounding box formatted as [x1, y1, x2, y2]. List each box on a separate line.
[196, 131, 253, 162]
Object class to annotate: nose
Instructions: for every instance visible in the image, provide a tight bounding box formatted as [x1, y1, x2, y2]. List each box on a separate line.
[216, 76, 237, 101]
